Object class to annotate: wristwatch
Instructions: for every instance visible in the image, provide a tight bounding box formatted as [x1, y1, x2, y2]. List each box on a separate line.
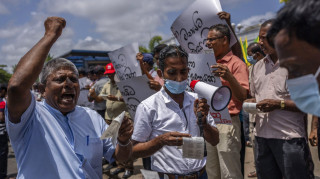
[280, 100, 285, 109]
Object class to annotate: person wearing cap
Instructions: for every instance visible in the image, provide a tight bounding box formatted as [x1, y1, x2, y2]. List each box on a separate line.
[88, 65, 109, 118]
[88, 63, 134, 178]
[136, 52, 163, 91]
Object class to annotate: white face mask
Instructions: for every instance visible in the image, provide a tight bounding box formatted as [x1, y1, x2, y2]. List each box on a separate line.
[286, 67, 320, 117]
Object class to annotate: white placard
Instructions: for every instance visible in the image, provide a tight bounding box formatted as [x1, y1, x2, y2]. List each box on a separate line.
[116, 75, 156, 118]
[140, 169, 160, 179]
[171, 0, 236, 54]
[100, 111, 125, 146]
[108, 43, 142, 81]
[182, 137, 205, 159]
[188, 53, 232, 124]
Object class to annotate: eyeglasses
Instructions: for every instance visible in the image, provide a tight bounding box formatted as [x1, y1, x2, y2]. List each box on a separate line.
[206, 36, 225, 42]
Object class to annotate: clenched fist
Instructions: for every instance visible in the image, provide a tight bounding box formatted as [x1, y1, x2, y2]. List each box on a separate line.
[44, 17, 66, 40]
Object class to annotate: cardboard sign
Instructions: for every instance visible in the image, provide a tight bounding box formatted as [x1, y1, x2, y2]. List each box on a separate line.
[116, 75, 156, 118]
[108, 43, 142, 81]
[188, 53, 232, 124]
[171, 0, 236, 54]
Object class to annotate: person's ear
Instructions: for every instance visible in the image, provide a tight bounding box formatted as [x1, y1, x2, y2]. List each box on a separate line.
[38, 83, 46, 94]
[157, 69, 163, 78]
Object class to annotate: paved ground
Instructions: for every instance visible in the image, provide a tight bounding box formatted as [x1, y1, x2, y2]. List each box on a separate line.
[6, 115, 320, 178]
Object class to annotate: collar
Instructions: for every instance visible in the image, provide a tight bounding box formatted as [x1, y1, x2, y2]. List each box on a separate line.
[44, 100, 75, 119]
[217, 51, 233, 63]
[160, 88, 193, 110]
[263, 55, 279, 67]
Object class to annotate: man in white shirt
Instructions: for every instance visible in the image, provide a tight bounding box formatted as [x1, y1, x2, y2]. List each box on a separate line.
[77, 67, 93, 109]
[132, 45, 219, 178]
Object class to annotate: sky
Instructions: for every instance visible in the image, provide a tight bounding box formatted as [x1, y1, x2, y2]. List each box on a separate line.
[0, 0, 283, 73]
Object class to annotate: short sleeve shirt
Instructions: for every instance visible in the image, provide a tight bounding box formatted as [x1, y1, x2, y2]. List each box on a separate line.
[92, 77, 109, 110]
[132, 88, 216, 174]
[99, 81, 129, 121]
[217, 51, 249, 115]
[250, 55, 306, 139]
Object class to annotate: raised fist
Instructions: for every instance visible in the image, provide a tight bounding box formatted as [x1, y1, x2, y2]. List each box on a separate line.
[44, 17, 66, 39]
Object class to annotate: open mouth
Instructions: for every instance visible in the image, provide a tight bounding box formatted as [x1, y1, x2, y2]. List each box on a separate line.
[60, 93, 75, 103]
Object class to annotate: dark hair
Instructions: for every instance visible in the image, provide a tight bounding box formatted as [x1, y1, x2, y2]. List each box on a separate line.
[268, 0, 320, 49]
[152, 44, 168, 56]
[248, 42, 266, 56]
[158, 45, 188, 72]
[261, 19, 274, 28]
[209, 24, 230, 43]
[0, 86, 7, 92]
[93, 65, 105, 75]
[78, 67, 87, 76]
[88, 66, 95, 75]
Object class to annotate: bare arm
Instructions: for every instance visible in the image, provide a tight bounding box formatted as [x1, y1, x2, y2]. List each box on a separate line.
[256, 99, 302, 113]
[132, 132, 191, 159]
[0, 112, 4, 123]
[217, 12, 243, 60]
[309, 116, 318, 146]
[7, 17, 66, 123]
[114, 117, 133, 163]
[194, 99, 219, 146]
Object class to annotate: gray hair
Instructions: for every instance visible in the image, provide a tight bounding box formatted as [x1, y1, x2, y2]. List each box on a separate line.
[39, 58, 79, 84]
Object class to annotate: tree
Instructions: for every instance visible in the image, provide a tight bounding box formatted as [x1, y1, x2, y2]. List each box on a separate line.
[148, 36, 162, 53]
[46, 53, 54, 62]
[0, 65, 12, 84]
[139, 45, 150, 53]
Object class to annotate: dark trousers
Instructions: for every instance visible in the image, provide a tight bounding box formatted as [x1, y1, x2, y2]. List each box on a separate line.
[142, 157, 151, 170]
[96, 109, 106, 119]
[0, 134, 8, 179]
[255, 136, 314, 179]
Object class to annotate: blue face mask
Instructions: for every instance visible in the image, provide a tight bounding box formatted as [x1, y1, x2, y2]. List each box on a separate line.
[247, 56, 256, 65]
[164, 79, 188, 94]
[286, 67, 320, 117]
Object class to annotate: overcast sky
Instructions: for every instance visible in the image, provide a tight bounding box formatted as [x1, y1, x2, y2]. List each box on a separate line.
[0, 0, 283, 72]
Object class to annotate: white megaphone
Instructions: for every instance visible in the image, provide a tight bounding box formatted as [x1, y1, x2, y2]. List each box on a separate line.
[190, 80, 232, 111]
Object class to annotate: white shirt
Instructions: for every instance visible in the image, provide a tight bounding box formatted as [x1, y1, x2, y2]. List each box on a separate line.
[6, 93, 115, 179]
[78, 77, 94, 109]
[132, 88, 216, 174]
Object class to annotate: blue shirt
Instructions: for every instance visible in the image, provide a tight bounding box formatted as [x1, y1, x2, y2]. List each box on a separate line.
[5, 93, 115, 179]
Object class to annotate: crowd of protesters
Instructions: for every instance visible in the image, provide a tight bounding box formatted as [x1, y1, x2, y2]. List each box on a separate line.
[1, 0, 320, 179]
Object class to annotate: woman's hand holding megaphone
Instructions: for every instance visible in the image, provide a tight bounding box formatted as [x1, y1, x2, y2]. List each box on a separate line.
[194, 98, 210, 124]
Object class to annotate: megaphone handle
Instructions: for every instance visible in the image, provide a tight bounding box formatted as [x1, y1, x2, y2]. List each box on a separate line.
[196, 104, 207, 157]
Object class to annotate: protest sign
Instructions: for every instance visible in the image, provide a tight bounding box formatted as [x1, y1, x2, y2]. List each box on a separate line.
[108, 43, 142, 81]
[116, 75, 156, 118]
[188, 53, 232, 124]
[171, 0, 237, 54]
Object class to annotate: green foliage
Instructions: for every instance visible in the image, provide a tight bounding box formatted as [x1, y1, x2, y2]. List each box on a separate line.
[148, 36, 162, 53]
[46, 53, 54, 62]
[0, 65, 12, 84]
[139, 45, 150, 53]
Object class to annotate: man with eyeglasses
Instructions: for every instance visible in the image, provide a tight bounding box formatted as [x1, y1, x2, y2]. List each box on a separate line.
[205, 11, 249, 179]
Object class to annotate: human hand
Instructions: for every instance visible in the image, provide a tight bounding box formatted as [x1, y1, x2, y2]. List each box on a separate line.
[106, 95, 118, 101]
[136, 52, 144, 62]
[194, 98, 210, 125]
[158, 132, 191, 146]
[44, 17, 66, 39]
[309, 129, 318, 146]
[256, 99, 281, 112]
[118, 117, 133, 144]
[244, 98, 256, 103]
[88, 88, 96, 98]
[217, 11, 231, 24]
[211, 63, 233, 82]
[148, 80, 162, 91]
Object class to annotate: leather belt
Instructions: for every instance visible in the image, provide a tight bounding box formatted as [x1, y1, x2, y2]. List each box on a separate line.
[158, 167, 205, 179]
